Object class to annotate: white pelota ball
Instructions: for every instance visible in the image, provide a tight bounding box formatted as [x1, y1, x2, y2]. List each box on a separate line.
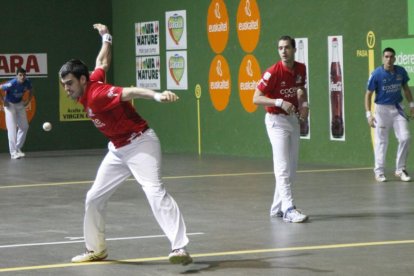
[43, 122, 52, 131]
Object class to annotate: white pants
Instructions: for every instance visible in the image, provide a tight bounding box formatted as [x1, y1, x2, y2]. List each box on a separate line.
[4, 102, 29, 156]
[374, 104, 410, 175]
[83, 129, 189, 252]
[265, 113, 300, 215]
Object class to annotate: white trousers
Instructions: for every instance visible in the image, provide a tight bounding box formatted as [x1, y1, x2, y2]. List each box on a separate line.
[4, 102, 29, 155]
[265, 113, 300, 215]
[374, 104, 410, 175]
[83, 129, 189, 252]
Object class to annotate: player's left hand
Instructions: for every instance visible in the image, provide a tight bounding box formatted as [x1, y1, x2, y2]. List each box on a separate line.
[93, 23, 109, 36]
[159, 91, 179, 102]
[281, 100, 296, 114]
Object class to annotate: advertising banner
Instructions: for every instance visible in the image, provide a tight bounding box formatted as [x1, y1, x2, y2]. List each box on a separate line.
[328, 36, 345, 141]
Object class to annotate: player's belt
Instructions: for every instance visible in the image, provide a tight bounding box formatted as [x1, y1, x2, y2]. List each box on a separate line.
[136, 126, 149, 137]
[267, 111, 288, 115]
[127, 126, 149, 144]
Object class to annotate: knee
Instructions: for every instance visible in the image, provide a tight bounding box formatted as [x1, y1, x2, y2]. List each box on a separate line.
[20, 124, 29, 132]
[143, 184, 166, 198]
[399, 134, 411, 144]
[85, 190, 104, 210]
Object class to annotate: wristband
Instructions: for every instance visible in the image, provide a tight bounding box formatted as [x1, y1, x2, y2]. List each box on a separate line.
[153, 93, 162, 102]
[102, 33, 112, 44]
[410, 102, 414, 108]
[302, 101, 309, 108]
[366, 111, 372, 118]
[275, 98, 284, 107]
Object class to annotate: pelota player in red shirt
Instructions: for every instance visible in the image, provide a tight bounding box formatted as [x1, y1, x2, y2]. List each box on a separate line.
[253, 35, 309, 223]
[59, 23, 192, 265]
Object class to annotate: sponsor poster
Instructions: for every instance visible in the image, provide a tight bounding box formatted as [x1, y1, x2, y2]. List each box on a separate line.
[166, 10, 187, 50]
[166, 51, 188, 90]
[207, 0, 229, 54]
[136, 56, 161, 90]
[0, 53, 48, 78]
[59, 80, 88, 121]
[328, 36, 345, 141]
[238, 54, 260, 113]
[135, 21, 160, 56]
[294, 38, 311, 139]
[236, 0, 260, 53]
[209, 55, 231, 111]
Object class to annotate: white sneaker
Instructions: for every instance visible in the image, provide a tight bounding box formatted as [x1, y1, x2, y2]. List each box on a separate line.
[168, 248, 193, 265]
[283, 207, 308, 223]
[395, 170, 411, 182]
[16, 149, 25, 158]
[11, 153, 21, 159]
[375, 174, 387, 182]
[71, 249, 108, 263]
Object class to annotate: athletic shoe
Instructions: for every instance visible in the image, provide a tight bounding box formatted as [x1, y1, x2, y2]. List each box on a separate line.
[71, 249, 108, 263]
[16, 149, 25, 158]
[168, 248, 193, 265]
[11, 153, 21, 160]
[395, 170, 411, 182]
[375, 174, 387, 182]
[283, 207, 308, 223]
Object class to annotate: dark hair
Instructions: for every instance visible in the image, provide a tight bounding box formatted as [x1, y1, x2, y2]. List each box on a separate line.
[16, 67, 26, 75]
[383, 47, 395, 55]
[278, 35, 296, 48]
[59, 59, 90, 81]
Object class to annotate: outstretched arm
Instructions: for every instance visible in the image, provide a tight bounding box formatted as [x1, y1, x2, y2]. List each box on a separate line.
[93, 23, 112, 72]
[121, 87, 179, 103]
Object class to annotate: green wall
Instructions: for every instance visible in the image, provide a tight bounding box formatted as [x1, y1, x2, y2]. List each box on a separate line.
[1, 0, 413, 168]
[111, 0, 413, 166]
[0, 0, 112, 152]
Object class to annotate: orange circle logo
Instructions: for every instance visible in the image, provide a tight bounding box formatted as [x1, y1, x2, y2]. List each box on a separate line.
[0, 90, 36, 130]
[238, 55, 260, 113]
[237, 0, 261, 53]
[209, 55, 231, 111]
[207, 0, 229, 54]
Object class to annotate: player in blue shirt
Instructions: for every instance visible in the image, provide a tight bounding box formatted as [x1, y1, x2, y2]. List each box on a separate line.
[0, 68, 33, 159]
[365, 47, 414, 182]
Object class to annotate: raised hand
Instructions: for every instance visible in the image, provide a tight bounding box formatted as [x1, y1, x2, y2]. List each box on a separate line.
[93, 23, 109, 36]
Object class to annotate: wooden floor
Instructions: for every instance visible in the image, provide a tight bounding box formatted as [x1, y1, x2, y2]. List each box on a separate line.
[0, 150, 413, 275]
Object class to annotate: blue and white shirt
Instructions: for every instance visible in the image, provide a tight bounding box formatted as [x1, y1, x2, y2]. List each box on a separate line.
[0, 78, 32, 103]
[367, 65, 409, 105]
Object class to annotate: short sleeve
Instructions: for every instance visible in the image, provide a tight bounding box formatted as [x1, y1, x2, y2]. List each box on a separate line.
[257, 71, 273, 93]
[89, 84, 123, 113]
[90, 68, 106, 83]
[367, 71, 376, 91]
